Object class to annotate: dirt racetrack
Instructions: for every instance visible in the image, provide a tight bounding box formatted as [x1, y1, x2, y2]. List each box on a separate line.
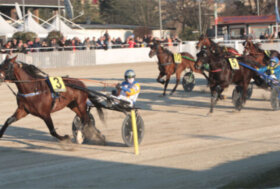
[0, 62, 280, 188]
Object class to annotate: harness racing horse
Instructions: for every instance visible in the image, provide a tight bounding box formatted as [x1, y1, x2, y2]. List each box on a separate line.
[195, 48, 261, 113]
[149, 40, 208, 96]
[242, 39, 280, 66]
[196, 34, 241, 57]
[0, 56, 105, 143]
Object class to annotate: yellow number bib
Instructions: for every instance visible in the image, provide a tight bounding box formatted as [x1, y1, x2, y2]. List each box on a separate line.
[49, 77, 66, 92]
[174, 53, 182, 64]
[228, 58, 240, 70]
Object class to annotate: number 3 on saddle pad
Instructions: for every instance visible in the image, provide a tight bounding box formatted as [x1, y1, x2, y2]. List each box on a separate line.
[174, 53, 182, 64]
[228, 58, 240, 70]
[49, 77, 67, 92]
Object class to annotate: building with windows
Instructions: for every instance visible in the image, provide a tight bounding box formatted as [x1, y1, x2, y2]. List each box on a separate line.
[217, 15, 278, 40]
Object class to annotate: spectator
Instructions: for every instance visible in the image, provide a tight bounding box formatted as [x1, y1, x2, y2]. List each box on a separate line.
[33, 38, 41, 52]
[83, 37, 91, 50]
[11, 38, 17, 49]
[90, 36, 97, 49]
[127, 37, 136, 48]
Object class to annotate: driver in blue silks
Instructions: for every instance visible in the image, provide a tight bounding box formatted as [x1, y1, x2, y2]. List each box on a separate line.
[258, 57, 280, 80]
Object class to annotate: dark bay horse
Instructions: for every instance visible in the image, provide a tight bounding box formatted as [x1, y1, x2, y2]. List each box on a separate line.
[196, 35, 241, 57]
[149, 40, 208, 96]
[0, 56, 105, 143]
[195, 48, 261, 113]
[243, 39, 280, 66]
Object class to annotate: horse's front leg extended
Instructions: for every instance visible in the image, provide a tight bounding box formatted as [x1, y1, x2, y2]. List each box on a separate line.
[42, 115, 69, 141]
[0, 108, 28, 138]
[209, 85, 220, 114]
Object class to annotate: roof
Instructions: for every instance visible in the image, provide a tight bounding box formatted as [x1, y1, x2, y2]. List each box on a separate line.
[218, 15, 276, 25]
[0, 0, 64, 8]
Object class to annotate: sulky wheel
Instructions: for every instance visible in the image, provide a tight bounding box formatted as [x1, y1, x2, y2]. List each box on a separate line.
[72, 112, 95, 144]
[121, 113, 145, 147]
[246, 82, 253, 99]
[232, 86, 243, 111]
[182, 72, 195, 92]
[270, 87, 280, 111]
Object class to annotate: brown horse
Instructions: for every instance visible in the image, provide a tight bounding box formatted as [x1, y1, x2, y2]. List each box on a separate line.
[196, 34, 241, 57]
[149, 40, 207, 96]
[242, 39, 280, 66]
[195, 48, 261, 113]
[0, 55, 105, 143]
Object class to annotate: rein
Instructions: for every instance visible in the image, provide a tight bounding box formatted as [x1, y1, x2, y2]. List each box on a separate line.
[210, 69, 223, 73]
[182, 56, 195, 62]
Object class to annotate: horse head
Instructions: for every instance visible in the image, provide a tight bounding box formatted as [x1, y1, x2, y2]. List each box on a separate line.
[149, 40, 162, 58]
[0, 55, 18, 82]
[196, 34, 210, 50]
[195, 48, 210, 70]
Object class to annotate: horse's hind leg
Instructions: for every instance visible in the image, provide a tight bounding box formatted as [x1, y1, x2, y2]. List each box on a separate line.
[42, 115, 69, 141]
[0, 108, 28, 138]
[163, 75, 171, 96]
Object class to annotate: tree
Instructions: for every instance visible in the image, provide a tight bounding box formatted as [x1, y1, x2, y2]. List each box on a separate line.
[163, 0, 213, 35]
[99, 0, 159, 26]
[71, 0, 102, 24]
[221, 0, 274, 16]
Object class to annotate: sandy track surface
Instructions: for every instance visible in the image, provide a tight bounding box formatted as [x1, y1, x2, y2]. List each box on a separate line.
[0, 62, 280, 188]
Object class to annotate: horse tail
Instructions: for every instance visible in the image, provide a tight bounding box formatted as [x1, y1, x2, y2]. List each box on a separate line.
[65, 83, 106, 122]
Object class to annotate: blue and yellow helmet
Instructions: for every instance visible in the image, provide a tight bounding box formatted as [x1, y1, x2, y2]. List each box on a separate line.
[124, 69, 136, 80]
[270, 57, 279, 64]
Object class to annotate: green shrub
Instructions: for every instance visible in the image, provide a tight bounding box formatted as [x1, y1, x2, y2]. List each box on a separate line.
[12, 31, 37, 42]
[47, 30, 64, 42]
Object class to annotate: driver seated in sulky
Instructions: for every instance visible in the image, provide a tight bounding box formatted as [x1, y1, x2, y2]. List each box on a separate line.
[112, 69, 140, 107]
[258, 57, 280, 82]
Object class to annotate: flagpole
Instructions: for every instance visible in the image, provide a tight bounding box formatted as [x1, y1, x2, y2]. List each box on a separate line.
[276, 0, 279, 39]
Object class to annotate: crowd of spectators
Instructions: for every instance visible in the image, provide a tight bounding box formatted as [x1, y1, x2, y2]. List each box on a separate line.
[0, 31, 182, 54]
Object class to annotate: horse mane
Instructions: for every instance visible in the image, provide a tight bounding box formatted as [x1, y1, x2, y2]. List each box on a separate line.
[19, 61, 47, 79]
[238, 56, 262, 68]
[162, 46, 174, 56]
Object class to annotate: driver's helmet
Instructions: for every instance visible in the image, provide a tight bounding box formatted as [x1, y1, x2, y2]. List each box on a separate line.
[124, 69, 136, 81]
[270, 57, 279, 67]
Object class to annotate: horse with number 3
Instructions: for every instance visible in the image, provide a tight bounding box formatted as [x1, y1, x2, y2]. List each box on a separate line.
[0, 55, 105, 143]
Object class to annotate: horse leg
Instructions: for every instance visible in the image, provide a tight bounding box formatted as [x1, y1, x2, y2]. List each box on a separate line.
[209, 86, 220, 114]
[170, 70, 181, 95]
[0, 108, 28, 138]
[157, 72, 165, 85]
[163, 74, 171, 96]
[70, 102, 106, 144]
[42, 115, 69, 141]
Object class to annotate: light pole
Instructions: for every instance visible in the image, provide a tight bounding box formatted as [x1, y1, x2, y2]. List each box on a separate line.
[159, 0, 163, 39]
[257, 0, 260, 15]
[22, 0, 25, 32]
[214, 1, 218, 40]
[58, 0, 61, 33]
[198, 0, 202, 34]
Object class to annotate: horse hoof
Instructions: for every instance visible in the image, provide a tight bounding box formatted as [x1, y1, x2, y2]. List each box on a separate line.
[75, 131, 84, 144]
[219, 95, 226, 100]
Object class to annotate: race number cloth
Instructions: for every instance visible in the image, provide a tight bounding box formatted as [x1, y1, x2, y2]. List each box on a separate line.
[174, 53, 182, 64]
[228, 58, 240, 70]
[49, 77, 67, 92]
